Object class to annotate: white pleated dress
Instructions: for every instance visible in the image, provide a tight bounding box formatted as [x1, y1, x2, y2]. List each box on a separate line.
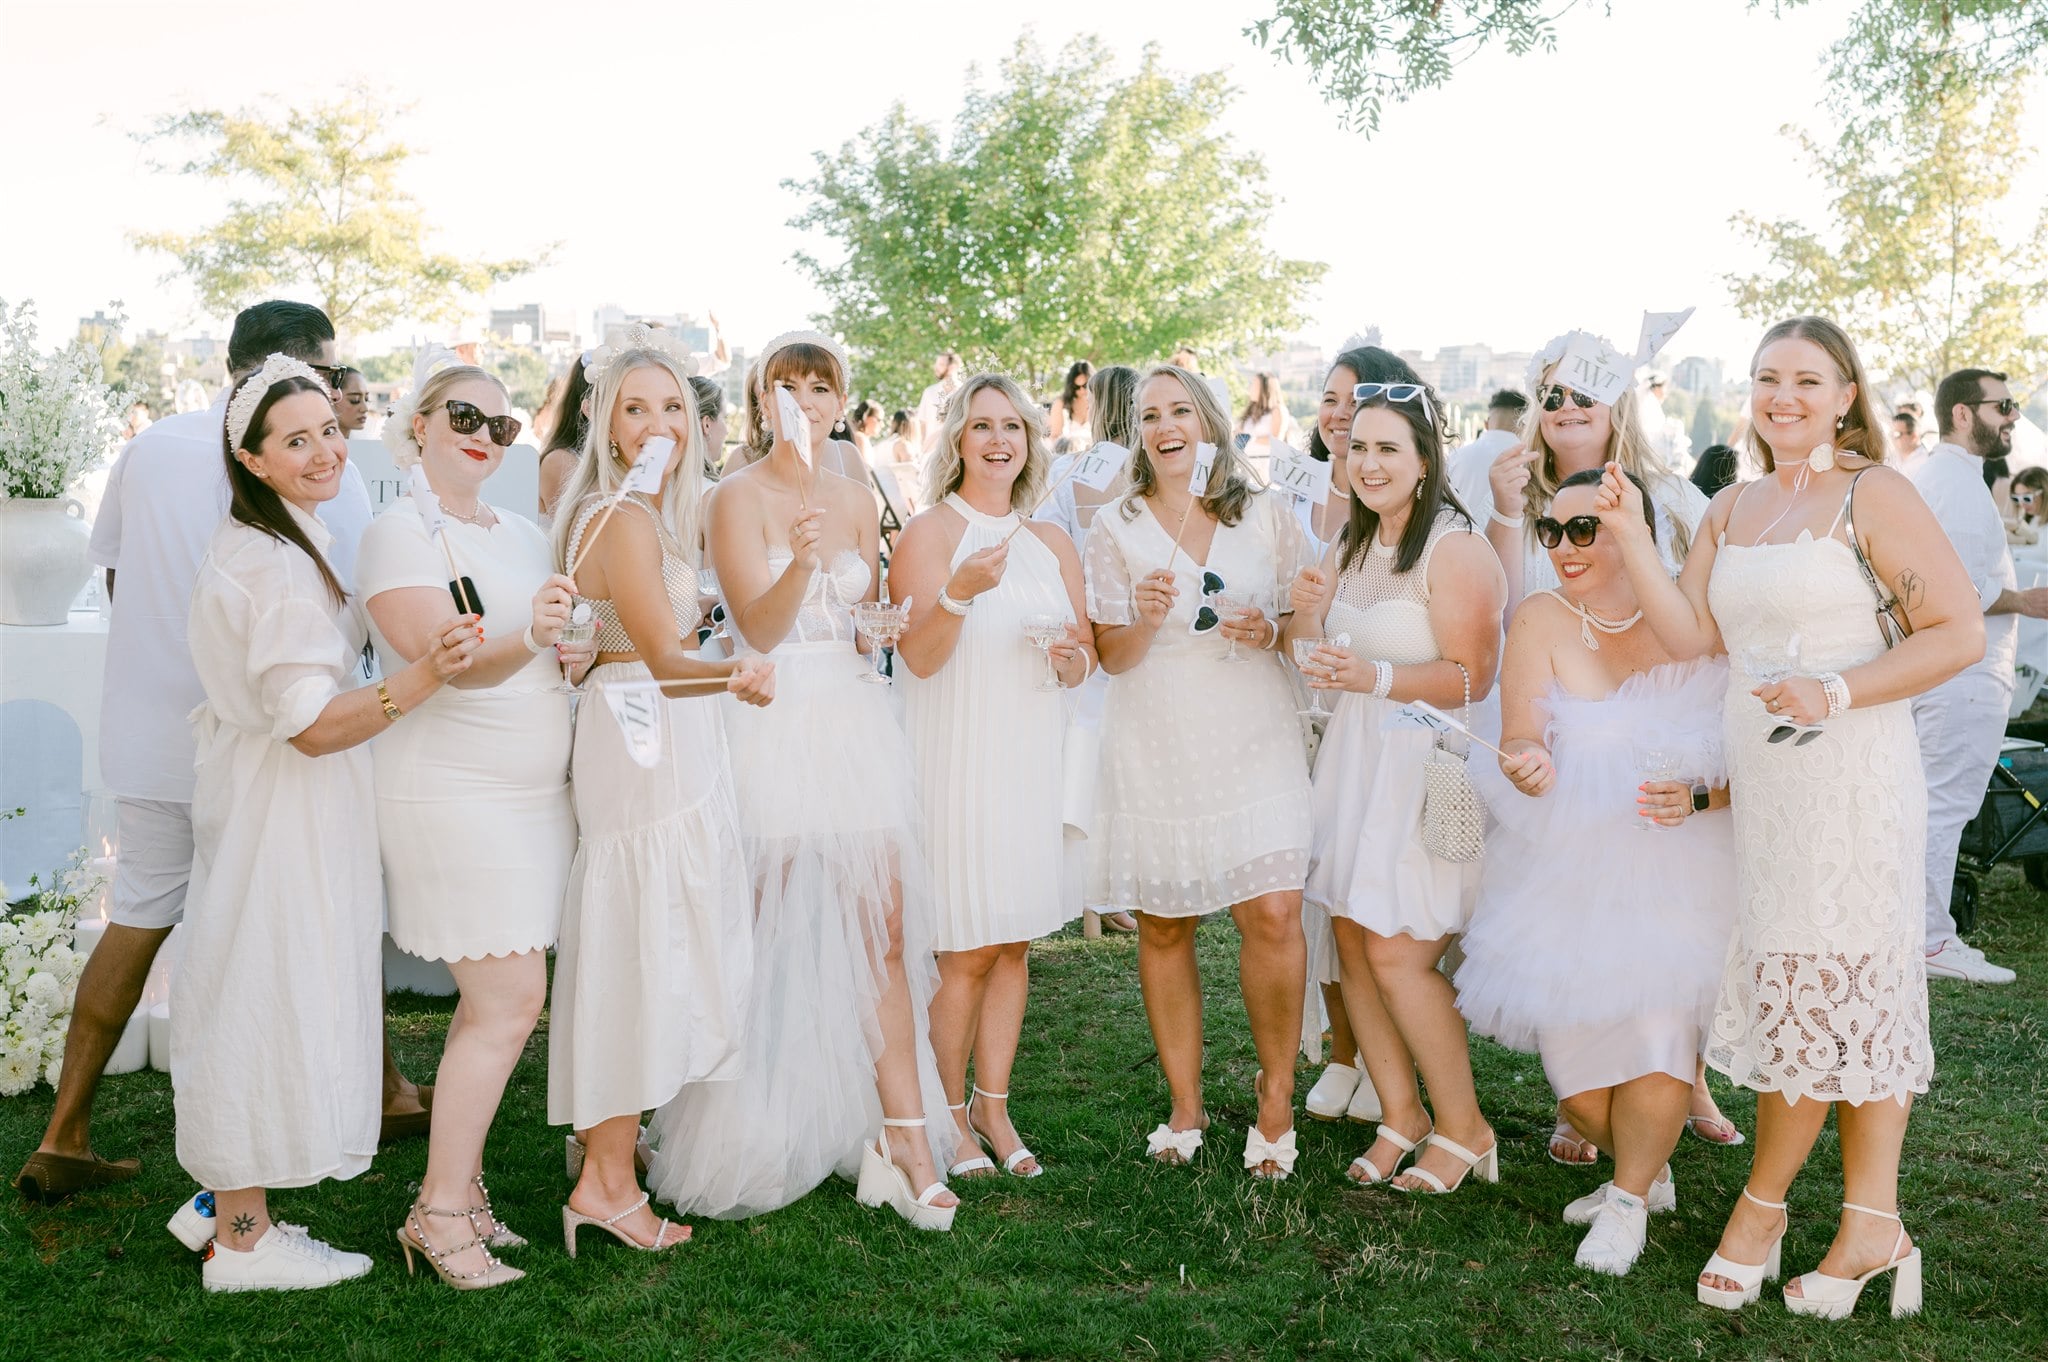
[1082, 490, 1315, 916]
[356, 499, 575, 962]
[901, 495, 1079, 950]
[650, 549, 959, 1219]
[174, 508, 381, 1191]
[546, 496, 753, 1131]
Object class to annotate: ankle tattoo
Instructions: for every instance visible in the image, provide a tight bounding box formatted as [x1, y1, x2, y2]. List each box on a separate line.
[229, 1212, 257, 1239]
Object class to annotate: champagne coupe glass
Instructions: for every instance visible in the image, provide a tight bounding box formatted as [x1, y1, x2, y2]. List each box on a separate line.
[552, 602, 595, 694]
[855, 601, 909, 685]
[1215, 590, 1254, 663]
[1632, 740, 1684, 831]
[1021, 612, 1066, 692]
[1292, 637, 1330, 719]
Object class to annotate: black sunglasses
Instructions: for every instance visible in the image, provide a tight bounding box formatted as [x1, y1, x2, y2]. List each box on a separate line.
[1192, 571, 1226, 632]
[1534, 514, 1601, 549]
[307, 363, 347, 390]
[1538, 384, 1599, 412]
[1975, 397, 2019, 416]
[442, 399, 522, 447]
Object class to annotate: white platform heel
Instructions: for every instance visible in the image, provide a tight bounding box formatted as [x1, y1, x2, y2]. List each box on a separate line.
[1696, 1188, 1787, 1310]
[855, 1117, 957, 1232]
[1783, 1203, 1922, 1320]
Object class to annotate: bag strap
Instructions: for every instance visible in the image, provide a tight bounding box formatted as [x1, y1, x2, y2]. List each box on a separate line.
[1842, 469, 1913, 638]
[1436, 661, 1472, 756]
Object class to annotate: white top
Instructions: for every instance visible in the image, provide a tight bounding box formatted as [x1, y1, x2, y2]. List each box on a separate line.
[90, 394, 371, 801]
[1444, 429, 1519, 517]
[1908, 442, 2018, 678]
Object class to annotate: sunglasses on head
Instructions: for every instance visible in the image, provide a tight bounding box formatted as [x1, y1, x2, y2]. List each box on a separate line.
[1191, 571, 1227, 633]
[442, 399, 522, 447]
[1538, 384, 1600, 412]
[1351, 383, 1436, 426]
[1534, 514, 1601, 549]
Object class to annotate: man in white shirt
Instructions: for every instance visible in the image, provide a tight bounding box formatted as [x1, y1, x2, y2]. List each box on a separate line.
[1906, 367, 2033, 985]
[915, 351, 962, 453]
[14, 302, 408, 1206]
[1446, 389, 1529, 513]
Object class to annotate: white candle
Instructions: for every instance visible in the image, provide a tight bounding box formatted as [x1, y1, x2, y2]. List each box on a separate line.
[73, 916, 107, 958]
[147, 1001, 172, 1073]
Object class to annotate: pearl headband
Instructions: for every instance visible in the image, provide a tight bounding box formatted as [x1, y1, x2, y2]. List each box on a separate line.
[227, 354, 323, 453]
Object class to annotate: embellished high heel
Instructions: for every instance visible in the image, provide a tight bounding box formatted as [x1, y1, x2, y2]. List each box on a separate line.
[944, 1102, 997, 1179]
[396, 1200, 524, 1289]
[1696, 1188, 1788, 1310]
[967, 1086, 1042, 1178]
[560, 1192, 687, 1257]
[854, 1117, 957, 1231]
[1783, 1203, 1922, 1320]
[469, 1172, 526, 1250]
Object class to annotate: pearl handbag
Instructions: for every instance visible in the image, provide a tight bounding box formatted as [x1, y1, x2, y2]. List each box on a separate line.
[1420, 662, 1485, 864]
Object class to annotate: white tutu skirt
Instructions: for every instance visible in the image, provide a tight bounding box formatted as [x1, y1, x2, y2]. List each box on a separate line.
[547, 661, 753, 1131]
[1454, 659, 1737, 1093]
[650, 643, 957, 1219]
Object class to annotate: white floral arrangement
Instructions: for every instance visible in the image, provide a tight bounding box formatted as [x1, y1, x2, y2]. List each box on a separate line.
[0, 838, 101, 1096]
[0, 298, 131, 499]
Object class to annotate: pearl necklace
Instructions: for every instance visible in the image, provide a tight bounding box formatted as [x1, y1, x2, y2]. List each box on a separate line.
[1549, 590, 1642, 651]
[444, 501, 491, 525]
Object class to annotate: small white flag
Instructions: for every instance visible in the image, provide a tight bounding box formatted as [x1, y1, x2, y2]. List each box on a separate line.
[775, 387, 813, 469]
[619, 435, 673, 496]
[1633, 307, 1696, 367]
[408, 465, 449, 538]
[600, 683, 665, 769]
[1188, 441, 1218, 499]
[1070, 440, 1132, 492]
[1554, 333, 1634, 407]
[1266, 441, 1332, 505]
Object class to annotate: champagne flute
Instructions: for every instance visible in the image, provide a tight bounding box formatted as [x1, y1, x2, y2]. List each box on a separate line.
[1021, 612, 1066, 692]
[1633, 740, 1684, 831]
[1215, 590, 1254, 663]
[552, 602, 595, 694]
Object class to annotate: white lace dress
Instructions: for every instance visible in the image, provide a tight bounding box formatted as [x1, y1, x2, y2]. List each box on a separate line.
[650, 548, 958, 1217]
[1082, 491, 1315, 916]
[1706, 530, 1932, 1104]
[1305, 512, 1483, 940]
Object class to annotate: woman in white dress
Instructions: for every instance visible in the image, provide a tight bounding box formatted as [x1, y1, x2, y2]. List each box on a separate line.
[175, 358, 480, 1291]
[1047, 360, 1093, 452]
[357, 353, 589, 1288]
[1598, 316, 1983, 1318]
[1284, 382, 1507, 1196]
[547, 327, 774, 1258]
[1456, 469, 1736, 1275]
[655, 330, 961, 1230]
[892, 373, 1094, 1180]
[1084, 364, 1314, 1180]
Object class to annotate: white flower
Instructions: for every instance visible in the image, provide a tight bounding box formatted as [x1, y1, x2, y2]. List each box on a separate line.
[48, 945, 84, 986]
[0, 922, 18, 950]
[0, 298, 130, 500]
[42, 1054, 62, 1088]
[1, 945, 31, 988]
[19, 912, 58, 950]
[22, 969, 61, 1009]
[0, 1046, 36, 1097]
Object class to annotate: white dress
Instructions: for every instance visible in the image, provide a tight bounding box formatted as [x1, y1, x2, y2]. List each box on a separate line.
[356, 499, 575, 962]
[1083, 490, 1314, 915]
[1304, 512, 1483, 939]
[546, 496, 753, 1130]
[1705, 527, 1932, 1104]
[173, 508, 381, 1191]
[901, 495, 1079, 950]
[1456, 657, 1738, 1097]
[650, 548, 958, 1218]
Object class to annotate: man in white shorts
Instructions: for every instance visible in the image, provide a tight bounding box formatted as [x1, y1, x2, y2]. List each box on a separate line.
[14, 301, 422, 1204]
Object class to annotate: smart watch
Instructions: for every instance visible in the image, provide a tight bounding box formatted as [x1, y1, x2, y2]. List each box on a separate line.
[1690, 782, 1711, 814]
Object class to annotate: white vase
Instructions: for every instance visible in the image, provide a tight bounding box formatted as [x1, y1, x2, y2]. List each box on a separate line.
[0, 496, 92, 625]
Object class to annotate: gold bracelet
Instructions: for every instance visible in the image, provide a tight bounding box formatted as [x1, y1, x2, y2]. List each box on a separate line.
[376, 680, 403, 722]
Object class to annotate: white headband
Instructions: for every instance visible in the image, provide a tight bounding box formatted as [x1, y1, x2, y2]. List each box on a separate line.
[756, 328, 850, 386]
[227, 354, 323, 453]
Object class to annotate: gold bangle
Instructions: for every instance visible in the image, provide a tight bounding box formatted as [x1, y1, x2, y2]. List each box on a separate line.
[377, 680, 403, 722]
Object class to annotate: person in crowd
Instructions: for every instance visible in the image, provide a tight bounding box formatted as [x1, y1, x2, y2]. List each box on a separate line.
[1285, 381, 1507, 1194]
[917, 351, 964, 450]
[14, 300, 429, 1211]
[122, 399, 154, 441]
[548, 326, 774, 1256]
[331, 367, 370, 436]
[841, 398, 885, 460]
[1445, 389, 1528, 513]
[173, 357, 482, 1291]
[536, 355, 593, 522]
[1906, 368, 2035, 986]
[357, 350, 591, 1287]
[654, 329, 961, 1231]
[689, 375, 729, 482]
[1689, 444, 1743, 499]
[1890, 410, 1921, 465]
[871, 409, 925, 510]
[1639, 371, 1693, 475]
[1083, 364, 1315, 1180]
[1235, 372, 1290, 475]
[1598, 315, 1981, 1318]
[734, 358, 868, 483]
[1457, 468, 1735, 1273]
[892, 373, 1094, 1180]
[1048, 360, 1094, 451]
[2008, 465, 2048, 531]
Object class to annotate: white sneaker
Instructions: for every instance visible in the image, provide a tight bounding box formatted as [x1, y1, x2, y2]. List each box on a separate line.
[1345, 1065, 1383, 1124]
[167, 1191, 215, 1251]
[201, 1223, 373, 1293]
[1563, 1170, 1676, 1226]
[1304, 1061, 1363, 1120]
[1575, 1190, 1649, 1276]
[1925, 940, 2015, 985]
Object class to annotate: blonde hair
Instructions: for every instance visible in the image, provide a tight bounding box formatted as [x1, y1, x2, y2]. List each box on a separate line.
[1523, 370, 1692, 561]
[394, 364, 508, 470]
[1747, 316, 1890, 472]
[548, 351, 705, 571]
[921, 373, 1052, 511]
[1121, 364, 1254, 527]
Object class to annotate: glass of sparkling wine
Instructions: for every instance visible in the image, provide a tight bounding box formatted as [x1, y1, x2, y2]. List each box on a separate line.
[1632, 740, 1684, 831]
[1021, 612, 1066, 691]
[1292, 636, 1330, 719]
[552, 602, 595, 694]
[855, 601, 909, 685]
[1215, 591, 1255, 663]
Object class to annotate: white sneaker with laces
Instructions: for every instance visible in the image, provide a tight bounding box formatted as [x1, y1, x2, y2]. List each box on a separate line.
[1564, 1170, 1675, 1226]
[1576, 1190, 1649, 1276]
[1925, 940, 2015, 985]
[1304, 1061, 1363, 1121]
[202, 1223, 373, 1293]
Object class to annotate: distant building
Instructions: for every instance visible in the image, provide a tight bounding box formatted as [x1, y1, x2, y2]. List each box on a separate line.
[1672, 355, 1723, 396]
[488, 304, 577, 347]
[592, 306, 711, 356]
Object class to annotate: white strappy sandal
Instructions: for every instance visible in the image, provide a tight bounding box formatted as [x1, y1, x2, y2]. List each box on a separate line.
[1783, 1203, 1922, 1320]
[855, 1117, 957, 1232]
[1696, 1188, 1788, 1310]
[967, 1086, 1043, 1178]
[944, 1102, 998, 1179]
[1394, 1131, 1499, 1194]
[1346, 1122, 1429, 1185]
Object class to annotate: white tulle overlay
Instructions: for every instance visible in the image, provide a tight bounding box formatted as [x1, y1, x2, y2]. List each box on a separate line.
[1705, 534, 1932, 1104]
[1081, 492, 1314, 916]
[1455, 658, 1738, 1096]
[546, 659, 753, 1130]
[651, 562, 958, 1218]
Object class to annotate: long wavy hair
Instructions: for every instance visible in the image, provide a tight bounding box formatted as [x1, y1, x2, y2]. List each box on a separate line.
[1337, 382, 1471, 575]
[1747, 315, 1890, 472]
[1121, 364, 1254, 528]
[1522, 364, 1693, 561]
[921, 373, 1052, 511]
[222, 373, 347, 606]
[548, 351, 705, 571]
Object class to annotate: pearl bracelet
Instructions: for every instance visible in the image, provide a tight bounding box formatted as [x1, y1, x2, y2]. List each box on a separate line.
[1371, 659, 1393, 699]
[1488, 507, 1524, 530]
[1819, 671, 1851, 719]
[938, 590, 972, 616]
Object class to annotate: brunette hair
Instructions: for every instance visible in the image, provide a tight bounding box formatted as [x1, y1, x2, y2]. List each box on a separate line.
[538, 356, 592, 460]
[742, 344, 848, 457]
[1059, 360, 1093, 414]
[1308, 346, 1423, 462]
[1090, 365, 1139, 449]
[1557, 466, 1654, 533]
[221, 373, 347, 606]
[1336, 382, 1470, 576]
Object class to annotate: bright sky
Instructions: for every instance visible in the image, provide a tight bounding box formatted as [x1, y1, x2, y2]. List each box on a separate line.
[2, 0, 2041, 371]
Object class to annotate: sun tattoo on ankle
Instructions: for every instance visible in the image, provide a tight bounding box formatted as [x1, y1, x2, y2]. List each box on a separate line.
[230, 1213, 256, 1239]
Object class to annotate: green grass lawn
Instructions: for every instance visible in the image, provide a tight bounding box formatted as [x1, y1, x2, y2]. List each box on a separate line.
[5, 870, 2045, 1361]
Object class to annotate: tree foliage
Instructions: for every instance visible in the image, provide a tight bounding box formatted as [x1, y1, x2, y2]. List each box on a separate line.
[131, 88, 543, 335]
[1724, 79, 2048, 393]
[787, 35, 1326, 406]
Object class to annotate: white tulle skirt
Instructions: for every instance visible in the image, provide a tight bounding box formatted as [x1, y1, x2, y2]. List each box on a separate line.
[650, 642, 958, 1219]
